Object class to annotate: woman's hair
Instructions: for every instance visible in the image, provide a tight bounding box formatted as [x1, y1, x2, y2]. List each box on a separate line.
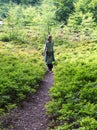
[47, 35, 52, 42]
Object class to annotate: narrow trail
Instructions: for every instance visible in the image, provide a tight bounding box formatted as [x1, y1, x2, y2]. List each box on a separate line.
[8, 71, 54, 130]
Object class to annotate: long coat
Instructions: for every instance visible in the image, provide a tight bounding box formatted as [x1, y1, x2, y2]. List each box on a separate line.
[44, 41, 55, 64]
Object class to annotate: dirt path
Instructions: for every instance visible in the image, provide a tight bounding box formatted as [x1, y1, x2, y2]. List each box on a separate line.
[7, 71, 54, 130]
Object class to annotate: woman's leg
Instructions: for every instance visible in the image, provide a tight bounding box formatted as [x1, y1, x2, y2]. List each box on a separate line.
[47, 64, 53, 71]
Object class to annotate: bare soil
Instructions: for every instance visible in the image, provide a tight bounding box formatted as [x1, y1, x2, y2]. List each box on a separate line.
[3, 71, 54, 130]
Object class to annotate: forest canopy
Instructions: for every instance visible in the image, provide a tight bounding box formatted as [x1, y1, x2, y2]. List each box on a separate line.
[0, 0, 41, 5]
[53, 0, 97, 24]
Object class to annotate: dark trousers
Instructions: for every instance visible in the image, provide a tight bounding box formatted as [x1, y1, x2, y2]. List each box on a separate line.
[47, 64, 53, 71]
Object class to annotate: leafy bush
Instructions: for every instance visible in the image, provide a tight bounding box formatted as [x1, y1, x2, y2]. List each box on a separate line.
[53, 0, 75, 23]
[0, 33, 10, 42]
[0, 0, 41, 5]
[0, 42, 45, 114]
[46, 42, 97, 130]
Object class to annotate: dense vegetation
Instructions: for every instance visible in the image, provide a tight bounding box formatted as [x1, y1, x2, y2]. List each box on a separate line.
[46, 42, 97, 129]
[1, 0, 97, 129]
[0, 0, 40, 5]
[53, 0, 75, 23]
[0, 42, 45, 128]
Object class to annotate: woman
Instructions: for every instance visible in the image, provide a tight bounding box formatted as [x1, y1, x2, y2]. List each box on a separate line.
[44, 35, 55, 71]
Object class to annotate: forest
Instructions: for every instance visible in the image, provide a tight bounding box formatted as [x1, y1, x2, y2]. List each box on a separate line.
[0, 0, 97, 129]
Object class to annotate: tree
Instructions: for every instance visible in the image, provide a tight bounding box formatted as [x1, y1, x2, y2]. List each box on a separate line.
[89, 0, 97, 22]
[0, 0, 41, 5]
[74, 0, 97, 23]
[53, 0, 75, 24]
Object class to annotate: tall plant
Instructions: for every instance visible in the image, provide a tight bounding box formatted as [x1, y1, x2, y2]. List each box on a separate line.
[53, 0, 75, 24]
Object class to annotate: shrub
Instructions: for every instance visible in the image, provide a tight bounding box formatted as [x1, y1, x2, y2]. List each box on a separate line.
[0, 42, 45, 114]
[46, 42, 97, 129]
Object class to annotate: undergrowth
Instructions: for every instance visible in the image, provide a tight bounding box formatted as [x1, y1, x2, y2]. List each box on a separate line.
[0, 41, 45, 128]
[46, 42, 97, 130]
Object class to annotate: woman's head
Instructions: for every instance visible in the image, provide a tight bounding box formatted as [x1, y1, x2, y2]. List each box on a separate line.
[47, 35, 52, 42]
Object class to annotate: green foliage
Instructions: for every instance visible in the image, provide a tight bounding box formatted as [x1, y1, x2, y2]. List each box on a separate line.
[0, 42, 45, 114]
[89, 0, 97, 22]
[54, 0, 97, 25]
[80, 117, 97, 130]
[46, 42, 97, 129]
[74, 0, 91, 13]
[0, 0, 41, 5]
[67, 11, 96, 42]
[74, 0, 97, 22]
[0, 33, 10, 42]
[0, 1, 57, 46]
[1, 1, 97, 130]
[53, 0, 75, 23]
[68, 12, 95, 29]
[0, 3, 11, 18]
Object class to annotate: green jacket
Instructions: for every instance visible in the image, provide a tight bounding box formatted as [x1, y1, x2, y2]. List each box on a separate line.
[44, 41, 55, 64]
